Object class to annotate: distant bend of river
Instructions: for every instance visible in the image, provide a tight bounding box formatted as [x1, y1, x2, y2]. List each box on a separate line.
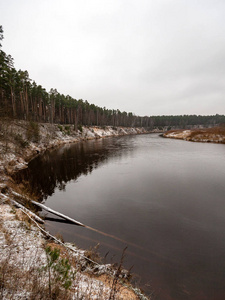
[20, 134, 225, 300]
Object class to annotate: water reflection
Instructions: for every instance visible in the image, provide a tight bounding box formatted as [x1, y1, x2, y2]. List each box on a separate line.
[17, 136, 136, 199]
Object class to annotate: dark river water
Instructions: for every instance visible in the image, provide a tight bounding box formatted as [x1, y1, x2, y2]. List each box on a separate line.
[19, 134, 225, 299]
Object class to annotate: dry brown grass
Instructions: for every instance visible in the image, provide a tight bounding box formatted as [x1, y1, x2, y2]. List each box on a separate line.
[188, 126, 225, 138]
[165, 126, 225, 143]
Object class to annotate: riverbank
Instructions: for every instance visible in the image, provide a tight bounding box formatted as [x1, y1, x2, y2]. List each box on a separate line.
[163, 126, 225, 143]
[0, 118, 150, 300]
[0, 119, 151, 177]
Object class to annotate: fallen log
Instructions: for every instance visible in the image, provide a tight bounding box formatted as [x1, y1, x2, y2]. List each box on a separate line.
[11, 190, 33, 201]
[10, 190, 85, 227]
[31, 200, 85, 227]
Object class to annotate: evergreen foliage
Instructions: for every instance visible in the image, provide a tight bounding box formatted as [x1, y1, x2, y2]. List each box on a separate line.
[0, 25, 224, 129]
[44, 246, 75, 298]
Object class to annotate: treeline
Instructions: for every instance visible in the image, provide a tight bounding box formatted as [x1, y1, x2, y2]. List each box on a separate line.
[0, 26, 224, 130]
[151, 114, 225, 128]
[0, 27, 150, 129]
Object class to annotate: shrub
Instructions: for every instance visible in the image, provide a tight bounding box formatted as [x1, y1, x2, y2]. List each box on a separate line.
[14, 134, 29, 148]
[78, 124, 83, 132]
[26, 121, 40, 143]
[58, 125, 63, 132]
[43, 246, 75, 298]
[64, 126, 70, 135]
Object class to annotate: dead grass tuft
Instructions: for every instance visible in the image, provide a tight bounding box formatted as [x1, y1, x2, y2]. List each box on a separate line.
[188, 126, 225, 138]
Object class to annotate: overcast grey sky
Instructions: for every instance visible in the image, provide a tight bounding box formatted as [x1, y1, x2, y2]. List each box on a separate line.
[1, 0, 225, 116]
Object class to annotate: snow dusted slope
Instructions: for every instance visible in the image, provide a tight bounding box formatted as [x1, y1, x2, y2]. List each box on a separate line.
[0, 120, 150, 175]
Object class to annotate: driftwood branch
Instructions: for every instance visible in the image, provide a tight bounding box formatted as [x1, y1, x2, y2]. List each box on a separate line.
[10, 190, 84, 227]
[31, 200, 85, 227]
[11, 190, 33, 201]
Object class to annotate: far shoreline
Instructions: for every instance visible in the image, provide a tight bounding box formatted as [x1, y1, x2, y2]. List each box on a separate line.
[162, 126, 225, 144]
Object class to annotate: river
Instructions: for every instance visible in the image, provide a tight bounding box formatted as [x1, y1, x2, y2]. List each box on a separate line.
[20, 134, 225, 299]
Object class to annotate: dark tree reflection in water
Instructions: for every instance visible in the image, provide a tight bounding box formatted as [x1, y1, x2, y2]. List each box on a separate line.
[16, 137, 133, 199]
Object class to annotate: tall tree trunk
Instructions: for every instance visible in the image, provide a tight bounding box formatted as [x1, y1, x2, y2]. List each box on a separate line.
[20, 91, 25, 119]
[10, 87, 16, 117]
[38, 98, 42, 122]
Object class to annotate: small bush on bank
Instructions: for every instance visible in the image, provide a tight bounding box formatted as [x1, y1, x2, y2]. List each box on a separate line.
[64, 126, 70, 135]
[84, 244, 102, 265]
[78, 124, 83, 132]
[14, 134, 29, 148]
[26, 121, 40, 143]
[58, 125, 63, 132]
[43, 246, 75, 298]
